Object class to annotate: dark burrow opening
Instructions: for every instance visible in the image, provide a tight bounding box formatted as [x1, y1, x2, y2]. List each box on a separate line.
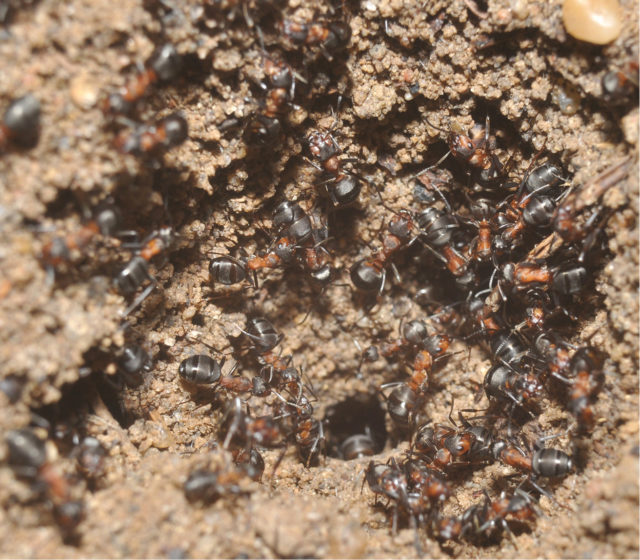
[324, 392, 387, 460]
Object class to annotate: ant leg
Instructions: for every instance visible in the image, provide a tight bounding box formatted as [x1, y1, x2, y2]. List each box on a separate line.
[269, 443, 289, 488]
[121, 279, 157, 318]
[411, 151, 451, 180]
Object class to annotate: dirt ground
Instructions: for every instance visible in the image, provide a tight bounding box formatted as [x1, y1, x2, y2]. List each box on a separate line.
[0, 0, 638, 558]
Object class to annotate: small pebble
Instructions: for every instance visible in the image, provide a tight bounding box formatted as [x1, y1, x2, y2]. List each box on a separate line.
[70, 74, 99, 109]
[562, 0, 623, 45]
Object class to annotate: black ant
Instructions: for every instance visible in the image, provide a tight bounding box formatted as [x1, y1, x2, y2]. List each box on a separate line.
[103, 43, 182, 115]
[0, 94, 41, 150]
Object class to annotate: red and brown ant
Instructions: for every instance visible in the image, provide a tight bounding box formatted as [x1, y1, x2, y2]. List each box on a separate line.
[220, 397, 284, 452]
[601, 59, 639, 103]
[433, 488, 538, 547]
[114, 112, 188, 156]
[497, 260, 588, 307]
[178, 353, 261, 397]
[365, 456, 449, 554]
[184, 460, 251, 505]
[103, 43, 182, 115]
[6, 428, 85, 539]
[114, 226, 174, 316]
[538, 340, 605, 431]
[279, 17, 351, 59]
[210, 203, 333, 288]
[39, 202, 124, 276]
[423, 116, 504, 186]
[349, 210, 418, 294]
[244, 52, 298, 144]
[307, 129, 362, 207]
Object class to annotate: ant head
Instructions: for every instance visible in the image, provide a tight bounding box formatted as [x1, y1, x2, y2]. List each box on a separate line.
[307, 130, 339, 162]
[469, 198, 495, 220]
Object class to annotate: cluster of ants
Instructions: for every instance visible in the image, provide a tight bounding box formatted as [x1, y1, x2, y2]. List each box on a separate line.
[1, 2, 636, 554]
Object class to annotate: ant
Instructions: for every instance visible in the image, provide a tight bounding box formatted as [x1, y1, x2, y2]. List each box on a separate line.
[220, 397, 284, 452]
[462, 199, 498, 263]
[364, 459, 413, 535]
[6, 428, 85, 538]
[483, 361, 544, 420]
[210, 207, 332, 288]
[498, 260, 588, 306]
[274, 394, 326, 467]
[365, 457, 445, 554]
[178, 353, 263, 396]
[564, 347, 605, 431]
[339, 432, 376, 460]
[103, 43, 182, 115]
[114, 226, 174, 316]
[433, 488, 538, 547]
[411, 406, 497, 471]
[488, 330, 533, 367]
[39, 202, 124, 274]
[492, 162, 568, 250]
[380, 382, 424, 432]
[279, 17, 351, 59]
[377, 318, 452, 397]
[350, 210, 418, 294]
[237, 316, 309, 399]
[246, 234, 333, 286]
[538, 341, 605, 431]
[379, 319, 451, 360]
[424, 116, 504, 185]
[490, 434, 574, 502]
[184, 462, 250, 505]
[114, 112, 188, 155]
[415, 206, 474, 286]
[0, 94, 41, 150]
[73, 436, 107, 482]
[231, 447, 265, 482]
[553, 157, 631, 243]
[307, 129, 362, 207]
[244, 52, 297, 144]
[272, 200, 334, 283]
[117, 343, 152, 387]
[601, 59, 639, 103]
